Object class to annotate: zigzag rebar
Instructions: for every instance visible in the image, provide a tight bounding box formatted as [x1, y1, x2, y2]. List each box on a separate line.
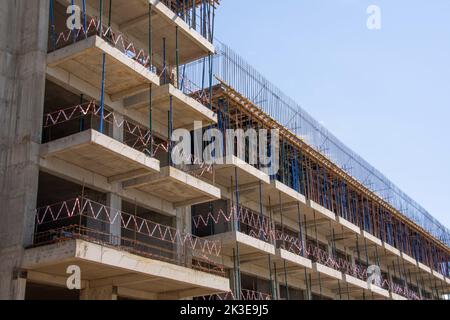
[53, 18, 155, 72]
[35, 197, 222, 257]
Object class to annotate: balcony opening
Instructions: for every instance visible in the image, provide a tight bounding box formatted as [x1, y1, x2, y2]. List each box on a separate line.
[192, 200, 275, 246]
[34, 173, 223, 277]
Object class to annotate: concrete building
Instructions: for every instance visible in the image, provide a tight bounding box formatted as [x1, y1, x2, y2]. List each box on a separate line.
[0, 0, 449, 300]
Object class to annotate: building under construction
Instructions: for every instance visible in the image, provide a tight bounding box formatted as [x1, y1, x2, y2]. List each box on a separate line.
[0, 0, 449, 300]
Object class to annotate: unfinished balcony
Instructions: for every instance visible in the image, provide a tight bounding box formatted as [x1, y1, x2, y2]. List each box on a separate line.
[302, 200, 365, 251]
[61, 0, 216, 65]
[379, 241, 402, 266]
[247, 180, 307, 220]
[301, 240, 385, 300]
[40, 101, 160, 183]
[124, 81, 217, 131]
[123, 166, 221, 207]
[273, 247, 313, 290]
[192, 202, 276, 264]
[26, 197, 230, 300]
[205, 155, 271, 192]
[47, 17, 160, 102]
[120, 129, 220, 207]
[110, 0, 216, 65]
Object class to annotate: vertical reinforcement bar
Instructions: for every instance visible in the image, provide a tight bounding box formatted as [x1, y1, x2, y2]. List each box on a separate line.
[176, 26, 179, 88]
[234, 167, 240, 232]
[99, 0, 106, 134]
[148, 2, 153, 156]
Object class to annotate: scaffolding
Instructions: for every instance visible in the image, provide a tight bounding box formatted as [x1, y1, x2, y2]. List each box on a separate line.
[183, 41, 450, 248]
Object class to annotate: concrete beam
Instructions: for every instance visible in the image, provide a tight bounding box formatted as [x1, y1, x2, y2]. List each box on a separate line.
[337, 217, 361, 235]
[47, 36, 160, 99]
[277, 249, 312, 270]
[307, 200, 337, 221]
[23, 240, 231, 295]
[123, 166, 221, 206]
[40, 130, 161, 179]
[39, 156, 175, 216]
[313, 263, 343, 281]
[369, 284, 390, 299]
[124, 84, 217, 130]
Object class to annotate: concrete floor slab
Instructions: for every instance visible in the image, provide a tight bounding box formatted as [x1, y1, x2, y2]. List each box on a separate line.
[337, 217, 361, 236]
[205, 231, 275, 259]
[23, 239, 230, 299]
[418, 262, 431, 274]
[344, 274, 369, 291]
[211, 155, 271, 188]
[40, 130, 160, 180]
[342, 274, 369, 300]
[369, 284, 390, 299]
[312, 263, 343, 281]
[383, 242, 401, 257]
[362, 231, 382, 247]
[432, 270, 445, 281]
[307, 200, 337, 222]
[124, 84, 217, 130]
[123, 166, 221, 207]
[276, 249, 313, 272]
[47, 36, 160, 101]
[57, 0, 214, 65]
[401, 252, 417, 268]
[254, 180, 307, 211]
[390, 292, 408, 300]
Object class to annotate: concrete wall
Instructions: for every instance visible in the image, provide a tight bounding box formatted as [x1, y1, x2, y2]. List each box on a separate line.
[0, 0, 49, 299]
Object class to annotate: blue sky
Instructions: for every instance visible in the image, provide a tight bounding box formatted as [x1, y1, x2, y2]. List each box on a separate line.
[214, 0, 450, 229]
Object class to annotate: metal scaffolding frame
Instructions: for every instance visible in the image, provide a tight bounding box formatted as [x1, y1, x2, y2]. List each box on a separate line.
[183, 41, 450, 248]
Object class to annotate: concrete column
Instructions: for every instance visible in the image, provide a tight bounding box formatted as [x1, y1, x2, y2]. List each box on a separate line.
[351, 251, 356, 268]
[228, 269, 238, 298]
[11, 270, 28, 300]
[274, 278, 281, 301]
[107, 193, 122, 246]
[105, 103, 123, 244]
[327, 241, 333, 258]
[0, 0, 49, 299]
[176, 206, 191, 266]
[300, 225, 307, 254]
[80, 286, 118, 300]
[109, 113, 124, 142]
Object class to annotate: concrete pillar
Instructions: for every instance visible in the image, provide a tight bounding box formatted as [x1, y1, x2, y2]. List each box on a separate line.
[105, 102, 123, 244]
[228, 269, 238, 298]
[176, 206, 191, 265]
[80, 286, 118, 300]
[274, 278, 281, 301]
[109, 113, 124, 142]
[0, 0, 49, 299]
[351, 251, 356, 268]
[300, 225, 307, 254]
[11, 270, 28, 300]
[107, 193, 122, 246]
